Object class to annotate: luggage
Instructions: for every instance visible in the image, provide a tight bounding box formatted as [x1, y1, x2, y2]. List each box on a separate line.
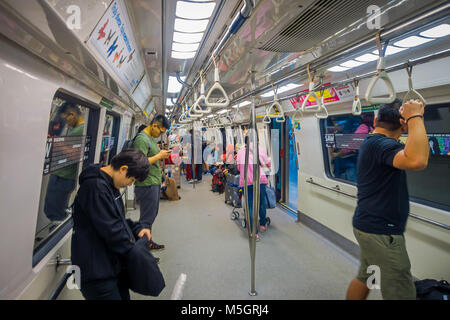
[265, 186, 277, 209]
[163, 175, 180, 201]
[415, 279, 450, 300]
[225, 180, 241, 208]
[212, 169, 225, 194]
[166, 165, 180, 187]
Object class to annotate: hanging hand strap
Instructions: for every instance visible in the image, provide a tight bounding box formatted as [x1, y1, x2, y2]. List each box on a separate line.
[301, 65, 322, 112]
[403, 61, 426, 107]
[352, 79, 362, 115]
[292, 95, 304, 122]
[192, 71, 212, 114]
[314, 95, 329, 119]
[205, 55, 230, 109]
[365, 32, 396, 104]
[266, 84, 285, 122]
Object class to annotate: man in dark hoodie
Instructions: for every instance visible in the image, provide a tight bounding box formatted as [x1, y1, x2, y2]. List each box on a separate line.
[71, 149, 151, 300]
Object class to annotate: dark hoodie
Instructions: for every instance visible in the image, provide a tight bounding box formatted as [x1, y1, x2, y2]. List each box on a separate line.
[71, 164, 143, 284]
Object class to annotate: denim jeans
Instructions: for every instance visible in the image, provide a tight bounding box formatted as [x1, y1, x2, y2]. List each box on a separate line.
[81, 272, 130, 300]
[246, 184, 268, 231]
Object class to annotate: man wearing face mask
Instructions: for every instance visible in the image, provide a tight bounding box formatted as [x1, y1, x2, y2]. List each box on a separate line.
[133, 115, 171, 253]
[346, 99, 429, 300]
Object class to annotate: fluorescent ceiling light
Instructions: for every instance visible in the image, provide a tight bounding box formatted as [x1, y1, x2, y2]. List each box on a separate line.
[355, 53, 379, 62]
[261, 90, 275, 98]
[171, 51, 196, 59]
[174, 18, 209, 33]
[173, 31, 204, 43]
[340, 60, 366, 68]
[394, 36, 434, 48]
[217, 109, 228, 114]
[327, 66, 350, 72]
[176, 1, 216, 20]
[172, 42, 200, 52]
[372, 45, 408, 56]
[168, 76, 186, 93]
[420, 23, 450, 38]
[207, 114, 214, 118]
[240, 101, 251, 107]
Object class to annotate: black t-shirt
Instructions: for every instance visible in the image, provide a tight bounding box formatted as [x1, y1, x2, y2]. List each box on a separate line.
[352, 134, 409, 235]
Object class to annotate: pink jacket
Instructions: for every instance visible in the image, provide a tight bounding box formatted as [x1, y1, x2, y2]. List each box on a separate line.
[236, 144, 271, 186]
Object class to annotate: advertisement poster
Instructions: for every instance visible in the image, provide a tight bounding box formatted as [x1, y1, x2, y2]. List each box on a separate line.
[88, 0, 145, 93]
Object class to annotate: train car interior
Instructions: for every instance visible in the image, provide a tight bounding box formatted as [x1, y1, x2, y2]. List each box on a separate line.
[0, 0, 449, 302]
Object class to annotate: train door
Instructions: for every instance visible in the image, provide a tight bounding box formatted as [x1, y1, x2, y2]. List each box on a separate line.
[286, 117, 299, 212]
[34, 91, 98, 264]
[99, 112, 120, 165]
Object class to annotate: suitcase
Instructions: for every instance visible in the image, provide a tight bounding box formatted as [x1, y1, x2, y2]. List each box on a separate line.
[224, 174, 241, 207]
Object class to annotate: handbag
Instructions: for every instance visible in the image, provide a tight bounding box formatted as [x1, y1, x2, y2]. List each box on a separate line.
[265, 185, 277, 209]
[106, 182, 166, 296]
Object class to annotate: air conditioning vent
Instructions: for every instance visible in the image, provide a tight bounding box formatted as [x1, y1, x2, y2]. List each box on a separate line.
[258, 0, 390, 52]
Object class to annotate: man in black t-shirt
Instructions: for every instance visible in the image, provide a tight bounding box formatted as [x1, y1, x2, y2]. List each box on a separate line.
[346, 99, 429, 300]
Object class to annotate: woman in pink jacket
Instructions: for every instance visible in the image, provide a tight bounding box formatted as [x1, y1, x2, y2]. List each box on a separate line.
[236, 136, 272, 240]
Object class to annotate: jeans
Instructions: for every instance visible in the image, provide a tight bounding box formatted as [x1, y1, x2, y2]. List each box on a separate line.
[135, 185, 161, 230]
[81, 272, 130, 300]
[44, 174, 76, 221]
[246, 184, 268, 231]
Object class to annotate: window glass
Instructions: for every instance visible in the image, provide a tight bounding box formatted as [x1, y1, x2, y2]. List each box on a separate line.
[322, 112, 375, 183]
[321, 104, 450, 209]
[35, 94, 91, 251]
[401, 104, 450, 209]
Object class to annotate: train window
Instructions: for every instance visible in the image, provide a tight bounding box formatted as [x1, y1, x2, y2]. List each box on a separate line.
[99, 113, 120, 165]
[33, 92, 95, 262]
[321, 104, 450, 210]
[321, 112, 375, 184]
[400, 104, 450, 210]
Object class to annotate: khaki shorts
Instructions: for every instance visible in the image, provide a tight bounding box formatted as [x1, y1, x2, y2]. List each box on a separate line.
[353, 227, 416, 300]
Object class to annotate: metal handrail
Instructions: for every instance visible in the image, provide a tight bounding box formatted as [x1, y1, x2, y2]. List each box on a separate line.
[305, 177, 450, 230]
[49, 271, 73, 300]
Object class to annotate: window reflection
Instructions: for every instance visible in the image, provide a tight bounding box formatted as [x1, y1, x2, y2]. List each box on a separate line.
[35, 95, 90, 250]
[324, 113, 375, 183]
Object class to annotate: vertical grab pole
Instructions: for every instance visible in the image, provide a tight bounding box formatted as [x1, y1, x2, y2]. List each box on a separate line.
[247, 71, 260, 296]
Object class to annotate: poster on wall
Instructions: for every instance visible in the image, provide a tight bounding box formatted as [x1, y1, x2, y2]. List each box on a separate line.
[88, 0, 145, 93]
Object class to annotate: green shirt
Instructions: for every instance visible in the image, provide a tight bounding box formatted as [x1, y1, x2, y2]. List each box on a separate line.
[133, 132, 162, 186]
[52, 123, 85, 180]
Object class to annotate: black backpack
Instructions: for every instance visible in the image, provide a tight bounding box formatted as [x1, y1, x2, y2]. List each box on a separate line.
[121, 132, 151, 154]
[415, 279, 450, 300]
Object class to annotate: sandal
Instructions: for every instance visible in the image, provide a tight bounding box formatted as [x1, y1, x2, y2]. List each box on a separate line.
[149, 241, 165, 250]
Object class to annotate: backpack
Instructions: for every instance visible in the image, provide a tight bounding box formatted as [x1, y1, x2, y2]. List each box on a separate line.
[415, 279, 450, 300]
[212, 169, 225, 194]
[122, 132, 151, 154]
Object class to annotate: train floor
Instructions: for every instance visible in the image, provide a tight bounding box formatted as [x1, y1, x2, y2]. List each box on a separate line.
[65, 174, 382, 300]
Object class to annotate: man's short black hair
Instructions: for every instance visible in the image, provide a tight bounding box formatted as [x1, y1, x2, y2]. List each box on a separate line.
[110, 149, 150, 182]
[58, 102, 81, 115]
[376, 98, 403, 131]
[151, 115, 170, 130]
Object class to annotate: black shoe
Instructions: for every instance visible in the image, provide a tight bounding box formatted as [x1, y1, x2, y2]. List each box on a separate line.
[149, 241, 165, 251]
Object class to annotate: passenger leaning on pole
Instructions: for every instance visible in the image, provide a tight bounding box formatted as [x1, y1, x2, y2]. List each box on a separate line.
[133, 115, 171, 252]
[346, 99, 429, 300]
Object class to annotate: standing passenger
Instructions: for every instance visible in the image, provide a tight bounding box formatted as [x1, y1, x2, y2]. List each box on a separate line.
[237, 135, 272, 240]
[346, 99, 429, 300]
[71, 149, 152, 300]
[133, 115, 171, 251]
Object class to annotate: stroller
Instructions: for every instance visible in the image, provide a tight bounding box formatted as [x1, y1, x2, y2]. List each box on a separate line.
[228, 178, 271, 230]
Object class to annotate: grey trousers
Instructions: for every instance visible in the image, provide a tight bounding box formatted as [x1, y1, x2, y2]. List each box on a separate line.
[135, 185, 161, 230]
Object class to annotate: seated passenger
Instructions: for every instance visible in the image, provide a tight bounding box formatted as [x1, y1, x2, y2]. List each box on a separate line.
[346, 99, 428, 300]
[71, 149, 152, 300]
[236, 134, 272, 240]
